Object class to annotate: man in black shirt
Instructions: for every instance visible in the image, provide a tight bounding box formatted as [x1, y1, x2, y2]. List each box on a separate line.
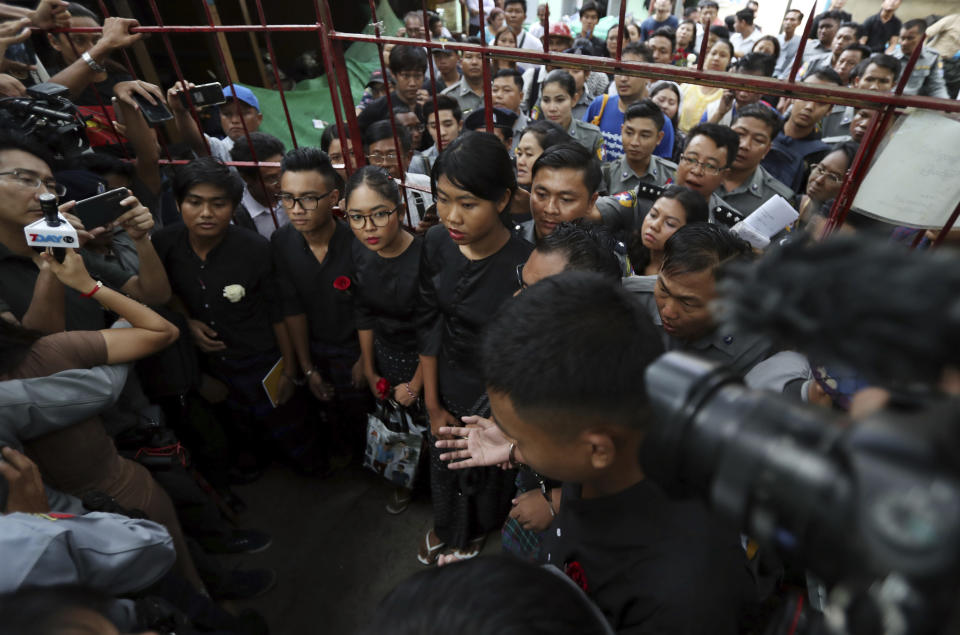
[356, 45, 428, 137]
[153, 158, 320, 472]
[272, 147, 370, 460]
[479, 271, 752, 634]
[860, 0, 902, 53]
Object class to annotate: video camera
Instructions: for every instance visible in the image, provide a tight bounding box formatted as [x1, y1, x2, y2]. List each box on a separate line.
[0, 82, 89, 158]
[641, 236, 960, 634]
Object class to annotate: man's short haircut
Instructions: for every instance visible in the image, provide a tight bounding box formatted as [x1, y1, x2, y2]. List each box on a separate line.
[364, 119, 412, 153]
[710, 25, 731, 41]
[684, 7, 698, 18]
[503, 0, 526, 11]
[733, 103, 781, 139]
[624, 99, 666, 132]
[517, 120, 568, 152]
[358, 556, 612, 635]
[804, 66, 844, 86]
[786, 8, 804, 20]
[76, 151, 135, 180]
[837, 21, 862, 38]
[650, 27, 676, 51]
[173, 156, 244, 207]
[838, 43, 871, 62]
[698, 0, 719, 9]
[0, 130, 55, 171]
[482, 271, 664, 434]
[902, 18, 927, 33]
[403, 11, 423, 24]
[579, 0, 600, 18]
[343, 165, 400, 208]
[819, 10, 845, 25]
[388, 44, 428, 75]
[738, 51, 776, 76]
[542, 69, 577, 98]
[684, 123, 740, 168]
[863, 53, 902, 79]
[494, 68, 524, 90]
[535, 220, 622, 282]
[735, 8, 755, 25]
[65, 2, 100, 24]
[422, 94, 463, 122]
[229, 132, 286, 179]
[661, 223, 753, 279]
[622, 39, 654, 62]
[531, 142, 603, 196]
[280, 146, 338, 190]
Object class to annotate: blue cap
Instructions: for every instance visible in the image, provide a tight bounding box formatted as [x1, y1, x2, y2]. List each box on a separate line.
[222, 84, 260, 112]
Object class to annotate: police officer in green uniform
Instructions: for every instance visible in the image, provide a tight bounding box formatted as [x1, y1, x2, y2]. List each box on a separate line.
[601, 100, 679, 197]
[623, 224, 772, 376]
[894, 19, 950, 99]
[537, 69, 605, 159]
[718, 105, 795, 215]
[440, 36, 486, 116]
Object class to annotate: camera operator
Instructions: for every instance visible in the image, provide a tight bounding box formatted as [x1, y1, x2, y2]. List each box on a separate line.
[0, 131, 170, 331]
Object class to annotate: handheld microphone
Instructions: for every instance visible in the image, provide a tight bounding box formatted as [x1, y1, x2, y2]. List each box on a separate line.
[24, 193, 79, 262]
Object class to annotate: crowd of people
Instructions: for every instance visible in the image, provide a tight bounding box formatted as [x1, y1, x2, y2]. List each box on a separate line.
[0, 0, 958, 634]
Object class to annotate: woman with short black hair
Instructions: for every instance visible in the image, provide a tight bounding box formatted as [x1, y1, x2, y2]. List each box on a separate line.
[418, 132, 534, 563]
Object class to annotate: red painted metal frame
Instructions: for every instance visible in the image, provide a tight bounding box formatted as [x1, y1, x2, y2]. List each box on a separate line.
[57, 4, 960, 242]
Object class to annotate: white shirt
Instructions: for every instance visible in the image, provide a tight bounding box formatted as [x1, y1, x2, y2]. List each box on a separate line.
[400, 172, 434, 227]
[730, 28, 762, 56]
[515, 29, 544, 73]
[241, 187, 288, 239]
[204, 134, 235, 164]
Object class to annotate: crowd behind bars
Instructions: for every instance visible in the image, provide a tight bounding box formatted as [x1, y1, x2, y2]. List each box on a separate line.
[0, 0, 958, 633]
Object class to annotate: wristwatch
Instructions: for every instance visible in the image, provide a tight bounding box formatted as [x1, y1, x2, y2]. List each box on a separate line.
[81, 51, 107, 74]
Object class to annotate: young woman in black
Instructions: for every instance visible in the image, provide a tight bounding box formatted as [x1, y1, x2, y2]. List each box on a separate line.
[418, 132, 534, 563]
[346, 166, 423, 514]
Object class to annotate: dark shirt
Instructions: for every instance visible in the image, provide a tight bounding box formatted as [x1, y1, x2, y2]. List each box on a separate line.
[761, 130, 829, 193]
[541, 480, 751, 635]
[639, 15, 679, 41]
[272, 221, 358, 349]
[0, 241, 133, 331]
[862, 13, 902, 53]
[418, 224, 533, 408]
[152, 224, 280, 359]
[356, 91, 423, 133]
[352, 234, 422, 353]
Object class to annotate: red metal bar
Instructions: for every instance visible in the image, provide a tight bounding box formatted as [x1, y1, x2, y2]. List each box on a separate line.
[541, 5, 549, 55]
[194, 0, 279, 229]
[251, 0, 299, 148]
[821, 35, 927, 237]
[142, 0, 211, 157]
[931, 201, 960, 248]
[316, 0, 365, 175]
[615, 0, 627, 62]
[421, 0, 444, 153]
[787, 1, 816, 83]
[310, 0, 353, 179]
[366, 0, 412, 226]
[476, 0, 493, 133]
[696, 18, 710, 71]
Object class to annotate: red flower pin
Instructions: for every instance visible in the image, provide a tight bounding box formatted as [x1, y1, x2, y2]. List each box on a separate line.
[376, 377, 391, 400]
[333, 276, 352, 292]
[564, 560, 589, 592]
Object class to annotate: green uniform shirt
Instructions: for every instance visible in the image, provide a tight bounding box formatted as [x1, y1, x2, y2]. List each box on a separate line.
[568, 119, 605, 159]
[716, 165, 795, 217]
[441, 79, 484, 116]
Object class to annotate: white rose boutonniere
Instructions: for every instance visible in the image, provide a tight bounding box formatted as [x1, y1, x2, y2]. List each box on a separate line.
[222, 284, 246, 303]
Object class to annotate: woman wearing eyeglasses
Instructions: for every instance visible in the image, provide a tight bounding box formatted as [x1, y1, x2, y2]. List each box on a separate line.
[417, 132, 534, 564]
[346, 166, 423, 513]
[797, 143, 855, 229]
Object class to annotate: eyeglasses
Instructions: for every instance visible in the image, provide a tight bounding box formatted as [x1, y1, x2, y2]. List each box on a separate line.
[516, 263, 527, 291]
[0, 169, 67, 197]
[276, 190, 334, 210]
[810, 163, 846, 184]
[678, 155, 724, 175]
[346, 207, 399, 228]
[367, 152, 399, 165]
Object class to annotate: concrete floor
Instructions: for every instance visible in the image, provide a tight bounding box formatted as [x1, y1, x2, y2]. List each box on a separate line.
[222, 464, 501, 634]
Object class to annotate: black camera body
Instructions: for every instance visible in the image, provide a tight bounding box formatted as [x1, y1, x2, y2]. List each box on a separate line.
[0, 82, 89, 158]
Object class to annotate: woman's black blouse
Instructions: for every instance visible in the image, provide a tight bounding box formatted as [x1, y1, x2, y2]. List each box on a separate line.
[352, 234, 423, 353]
[418, 224, 534, 409]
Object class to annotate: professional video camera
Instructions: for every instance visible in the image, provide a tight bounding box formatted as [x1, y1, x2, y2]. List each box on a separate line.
[0, 82, 89, 158]
[641, 236, 960, 635]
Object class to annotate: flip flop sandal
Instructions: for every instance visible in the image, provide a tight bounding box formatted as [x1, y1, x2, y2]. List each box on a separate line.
[450, 535, 486, 561]
[417, 529, 446, 565]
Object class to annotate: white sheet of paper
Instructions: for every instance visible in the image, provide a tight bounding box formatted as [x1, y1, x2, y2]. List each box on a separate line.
[852, 109, 960, 229]
[737, 194, 798, 241]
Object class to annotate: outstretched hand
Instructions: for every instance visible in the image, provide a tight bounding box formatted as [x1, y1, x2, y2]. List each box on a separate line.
[435, 415, 512, 469]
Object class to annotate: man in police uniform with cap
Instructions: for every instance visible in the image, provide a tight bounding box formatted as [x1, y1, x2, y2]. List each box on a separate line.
[441, 36, 486, 116]
[463, 105, 519, 151]
[718, 104, 794, 215]
[623, 223, 772, 375]
[894, 19, 950, 99]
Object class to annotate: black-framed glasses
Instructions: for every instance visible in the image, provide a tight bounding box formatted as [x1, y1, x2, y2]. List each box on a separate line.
[0, 169, 67, 197]
[678, 154, 723, 175]
[516, 263, 527, 291]
[276, 190, 334, 210]
[346, 206, 399, 228]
